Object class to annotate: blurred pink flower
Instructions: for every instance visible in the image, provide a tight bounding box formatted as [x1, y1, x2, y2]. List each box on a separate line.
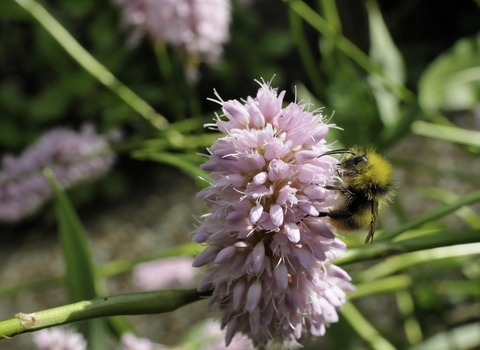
[0, 124, 114, 222]
[193, 79, 355, 347]
[115, 0, 231, 65]
[117, 332, 167, 350]
[32, 327, 87, 350]
[133, 256, 198, 290]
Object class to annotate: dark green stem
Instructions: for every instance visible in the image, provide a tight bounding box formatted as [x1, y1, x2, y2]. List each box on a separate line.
[0, 289, 208, 338]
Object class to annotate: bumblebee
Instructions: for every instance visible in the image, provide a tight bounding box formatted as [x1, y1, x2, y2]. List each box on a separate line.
[318, 146, 395, 243]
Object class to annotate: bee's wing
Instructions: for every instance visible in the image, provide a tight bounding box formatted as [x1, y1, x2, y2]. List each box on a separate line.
[365, 200, 379, 244]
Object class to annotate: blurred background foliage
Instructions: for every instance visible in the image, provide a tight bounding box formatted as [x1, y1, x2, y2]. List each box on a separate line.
[1, 0, 480, 349]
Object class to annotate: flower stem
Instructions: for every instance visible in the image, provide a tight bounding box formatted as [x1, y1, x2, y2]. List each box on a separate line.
[0, 289, 206, 338]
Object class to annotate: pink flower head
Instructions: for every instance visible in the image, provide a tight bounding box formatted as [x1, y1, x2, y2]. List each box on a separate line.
[193, 79, 355, 347]
[32, 327, 87, 350]
[0, 124, 114, 222]
[115, 0, 231, 68]
[133, 256, 198, 291]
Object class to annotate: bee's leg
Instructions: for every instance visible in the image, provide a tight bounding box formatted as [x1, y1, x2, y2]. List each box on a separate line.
[364, 201, 379, 244]
[319, 208, 352, 221]
[365, 225, 375, 244]
[324, 186, 355, 202]
[324, 185, 342, 191]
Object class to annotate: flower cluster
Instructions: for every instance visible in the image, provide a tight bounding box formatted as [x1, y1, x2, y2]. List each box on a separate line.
[0, 124, 114, 222]
[193, 80, 355, 347]
[115, 0, 231, 66]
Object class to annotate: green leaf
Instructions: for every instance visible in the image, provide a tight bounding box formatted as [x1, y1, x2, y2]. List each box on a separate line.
[349, 275, 412, 299]
[410, 322, 480, 350]
[412, 121, 480, 148]
[417, 187, 480, 229]
[336, 229, 480, 266]
[366, 0, 405, 128]
[419, 33, 480, 114]
[43, 168, 106, 349]
[357, 242, 480, 282]
[322, 51, 381, 146]
[377, 189, 480, 242]
[341, 302, 396, 350]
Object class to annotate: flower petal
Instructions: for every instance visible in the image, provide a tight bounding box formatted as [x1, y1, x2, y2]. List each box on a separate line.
[246, 281, 262, 313]
[284, 222, 300, 243]
[269, 204, 284, 227]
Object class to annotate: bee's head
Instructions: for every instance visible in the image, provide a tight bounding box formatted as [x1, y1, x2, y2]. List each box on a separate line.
[342, 154, 367, 170]
[318, 146, 369, 171]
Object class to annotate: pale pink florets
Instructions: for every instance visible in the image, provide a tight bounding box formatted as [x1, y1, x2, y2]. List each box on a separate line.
[117, 332, 160, 350]
[133, 257, 198, 291]
[0, 124, 114, 222]
[193, 80, 355, 347]
[115, 0, 231, 64]
[32, 327, 87, 350]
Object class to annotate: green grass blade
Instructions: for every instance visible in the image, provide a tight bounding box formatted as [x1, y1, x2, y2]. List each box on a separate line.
[341, 301, 397, 350]
[412, 121, 480, 148]
[366, 0, 405, 128]
[357, 242, 480, 282]
[43, 168, 105, 349]
[336, 229, 480, 266]
[377, 190, 480, 242]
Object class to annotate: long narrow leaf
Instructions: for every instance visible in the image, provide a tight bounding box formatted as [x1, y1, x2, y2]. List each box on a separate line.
[341, 302, 396, 350]
[418, 187, 480, 228]
[44, 168, 105, 349]
[418, 33, 480, 114]
[335, 229, 480, 266]
[412, 121, 480, 148]
[377, 189, 480, 242]
[366, 0, 405, 128]
[410, 322, 480, 350]
[357, 242, 480, 282]
[349, 275, 412, 300]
